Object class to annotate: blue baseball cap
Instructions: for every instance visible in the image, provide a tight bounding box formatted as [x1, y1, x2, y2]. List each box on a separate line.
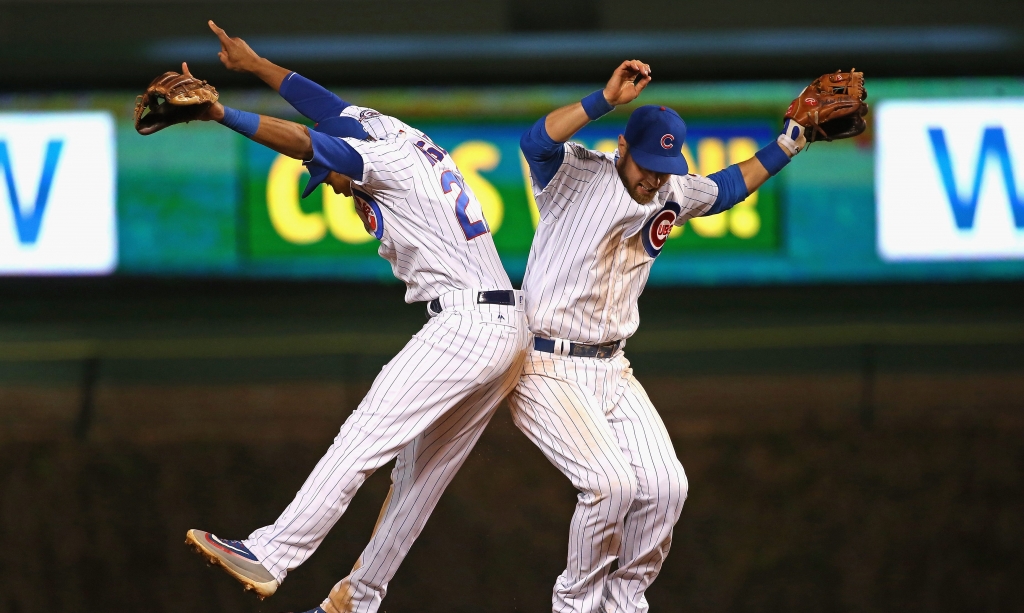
[302, 116, 371, 198]
[623, 105, 689, 175]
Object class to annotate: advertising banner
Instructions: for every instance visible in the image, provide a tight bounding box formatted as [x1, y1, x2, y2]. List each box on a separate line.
[877, 99, 1024, 261]
[3, 78, 1024, 285]
[243, 121, 779, 265]
[0, 112, 117, 275]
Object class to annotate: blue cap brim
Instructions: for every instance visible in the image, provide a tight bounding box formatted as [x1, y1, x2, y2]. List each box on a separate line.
[629, 147, 689, 176]
[301, 164, 331, 199]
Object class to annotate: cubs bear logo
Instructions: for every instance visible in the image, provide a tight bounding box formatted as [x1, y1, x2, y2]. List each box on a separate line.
[353, 188, 385, 240]
[640, 200, 681, 258]
[358, 109, 382, 120]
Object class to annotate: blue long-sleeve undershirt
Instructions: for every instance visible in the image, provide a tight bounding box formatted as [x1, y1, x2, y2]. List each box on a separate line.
[308, 130, 364, 181]
[704, 165, 748, 215]
[520, 117, 565, 191]
[519, 114, 750, 214]
[279, 72, 352, 123]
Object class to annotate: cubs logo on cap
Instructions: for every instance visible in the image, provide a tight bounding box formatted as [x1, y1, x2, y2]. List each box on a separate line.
[640, 200, 681, 258]
[624, 105, 689, 175]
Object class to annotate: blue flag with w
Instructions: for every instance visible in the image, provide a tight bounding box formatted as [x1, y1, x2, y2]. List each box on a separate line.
[0, 139, 64, 245]
[928, 127, 1024, 230]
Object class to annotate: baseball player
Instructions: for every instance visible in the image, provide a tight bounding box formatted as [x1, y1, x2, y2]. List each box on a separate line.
[507, 60, 817, 613]
[177, 22, 529, 613]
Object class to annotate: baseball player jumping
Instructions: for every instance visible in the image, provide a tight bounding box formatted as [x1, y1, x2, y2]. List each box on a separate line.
[168, 22, 529, 613]
[507, 60, 851, 613]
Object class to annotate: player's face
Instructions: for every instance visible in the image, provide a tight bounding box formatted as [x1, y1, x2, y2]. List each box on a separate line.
[325, 171, 353, 197]
[615, 137, 668, 204]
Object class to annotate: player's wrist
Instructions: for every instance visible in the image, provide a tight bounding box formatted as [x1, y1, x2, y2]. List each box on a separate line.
[206, 102, 225, 122]
[582, 90, 615, 121]
[776, 119, 806, 156]
[755, 141, 792, 176]
[245, 56, 269, 75]
[219, 105, 260, 137]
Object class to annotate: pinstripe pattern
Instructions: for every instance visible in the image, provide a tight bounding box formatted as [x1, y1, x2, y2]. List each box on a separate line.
[523, 144, 718, 345]
[239, 108, 527, 613]
[337, 106, 510, 304]
[322, 321, 526, 613]
[246, 305, 529, 608]
[509, 351, 686, 613]
[511, 143, 710, 612]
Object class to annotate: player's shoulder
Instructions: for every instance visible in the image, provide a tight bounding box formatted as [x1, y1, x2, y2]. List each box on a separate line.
[562, 142, 614, 175]
[564, 141, 611, 162]
[340, 105, 413, 141]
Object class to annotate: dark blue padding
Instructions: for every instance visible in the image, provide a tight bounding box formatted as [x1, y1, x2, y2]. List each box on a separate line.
[279, 72, 353, 123]
[476, 290, 516, 305]
[704, 164, 749, 216]
[520, 116, 566, 191]
[307, 130, 364, 181]
[534, 337, 556, 353]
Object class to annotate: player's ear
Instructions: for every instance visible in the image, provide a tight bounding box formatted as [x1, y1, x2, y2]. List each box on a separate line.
[617, 135, 628, 158]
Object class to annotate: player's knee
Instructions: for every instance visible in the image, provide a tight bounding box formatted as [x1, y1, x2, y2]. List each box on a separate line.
[660, 459, 688, 518]
[597, 465, 639, 515]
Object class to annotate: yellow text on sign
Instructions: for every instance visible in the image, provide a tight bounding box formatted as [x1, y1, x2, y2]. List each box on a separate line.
[450, 141, 504, 233]
[267, 142, 507, 245]
[266, 155, 373, 245]
[677, 137, 761, 239]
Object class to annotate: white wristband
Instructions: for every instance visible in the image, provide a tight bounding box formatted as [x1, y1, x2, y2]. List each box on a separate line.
[777, 118, 807, 156]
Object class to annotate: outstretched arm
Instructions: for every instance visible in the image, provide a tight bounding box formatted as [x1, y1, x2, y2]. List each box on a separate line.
[208, 20, 351, 123]
[521, 60, 651, 190]
[701, 119, 804, 216]
[182, 63, 363, 180]
[200, 100, 312, 160]
[208, 20, 290, 91]
[544, 59, 651, 142]
[180, 63, 310, 160]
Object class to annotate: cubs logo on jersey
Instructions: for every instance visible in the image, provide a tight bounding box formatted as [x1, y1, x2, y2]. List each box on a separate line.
[353, 188, 385, 240]
[640, 201, 681, 258]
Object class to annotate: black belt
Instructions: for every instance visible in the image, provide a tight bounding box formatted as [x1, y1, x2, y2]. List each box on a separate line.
[427, 290, 516, 316]
[534, 336, 620, 359]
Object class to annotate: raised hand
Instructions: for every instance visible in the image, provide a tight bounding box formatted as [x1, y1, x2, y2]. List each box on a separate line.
[208, 20, 261, 73]
[603, 60, 652, 106]
[180, 62, 224, 121]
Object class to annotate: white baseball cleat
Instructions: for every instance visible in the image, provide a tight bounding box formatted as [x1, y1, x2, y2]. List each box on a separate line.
[185, 529, 278, 599]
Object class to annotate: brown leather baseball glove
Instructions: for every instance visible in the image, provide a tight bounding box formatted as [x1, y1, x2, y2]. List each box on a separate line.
[133, 71, 219, 135]
[785, 69, 868, 143]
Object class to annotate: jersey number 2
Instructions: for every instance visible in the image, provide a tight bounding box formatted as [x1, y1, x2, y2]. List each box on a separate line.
[440, 170, 488, 240]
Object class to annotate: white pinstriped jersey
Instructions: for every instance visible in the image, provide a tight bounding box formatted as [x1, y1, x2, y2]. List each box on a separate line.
[329, 105, 512, 303]
[522, 142, 719, 344]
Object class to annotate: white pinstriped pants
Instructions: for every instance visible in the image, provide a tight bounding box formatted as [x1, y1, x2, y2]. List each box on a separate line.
[508, 348, 688, 613]
[244, 294, 529, 613]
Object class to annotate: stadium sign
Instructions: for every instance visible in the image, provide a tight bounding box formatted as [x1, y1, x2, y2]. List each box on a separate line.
[0, 112, 117, 275]
[244, 121, 780, 259]
[876, 99, 1024, 261]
